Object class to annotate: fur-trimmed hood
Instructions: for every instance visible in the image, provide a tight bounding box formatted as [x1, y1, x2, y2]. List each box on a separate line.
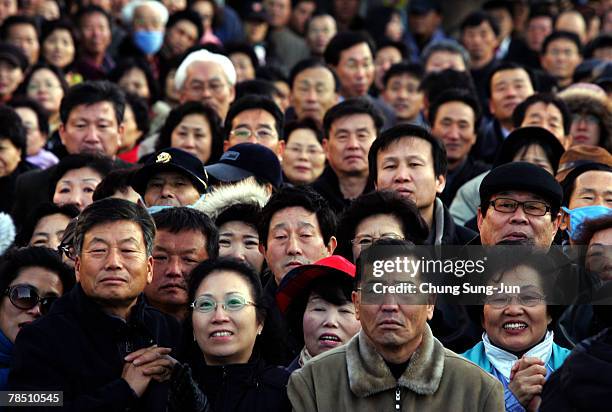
[347, 325, 445, 397]
[559, 88, 612, 152]
[193, 177, 271, 221]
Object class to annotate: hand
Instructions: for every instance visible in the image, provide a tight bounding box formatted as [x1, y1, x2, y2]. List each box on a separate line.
[508, 357, 547, 408]
[122, 346, 174, 395]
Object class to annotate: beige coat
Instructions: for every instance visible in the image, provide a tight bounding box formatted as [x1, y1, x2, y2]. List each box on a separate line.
[288, 325, 504, 412]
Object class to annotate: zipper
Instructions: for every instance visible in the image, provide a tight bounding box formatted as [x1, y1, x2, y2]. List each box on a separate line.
[395, 385, 401, 410]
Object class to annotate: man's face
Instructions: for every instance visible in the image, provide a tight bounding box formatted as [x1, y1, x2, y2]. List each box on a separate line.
[0, 0, 17, 25]
[290, 0, 315, 33]
[568, 171, 612, 209]
[424, 50, 466, 73]
[375, 137, 445, 211]
[0, 60, 23, 100]
[262, 206, 335, 284]
[306, 15, 336, 55]
[521, 102, 565, 143]
[489, 68, 534, 124]
[408, 10, 440, 37]
[324, 113, 376, 177]
[180, 61, 235, 120]
[374, 46, 402, 91]
[133, 3, 164, 31]
[334, 42, 374, 98]
[486, 8, 513, 39]
[144, 170, 201, 207]
[291, 66, 337, 123]
[541, 38, 582, 83]
[145, 229, 208, 312]
[7, 23, 39, 64]
[477, 190, 560, 247]
[79, 12, 111, 56]
[570, 112, 601, 146]
[431, 101, 476, 167]
[59, 101, 123, 157]
[76, 220, 153, 307]
[461, 21, 498, 63]
[226, 108, 279, 154]
[526, 16, 552, 52]
[381, 73, 423, 122]
[165, 19, 199, 57]
[263, 0, 290, 28]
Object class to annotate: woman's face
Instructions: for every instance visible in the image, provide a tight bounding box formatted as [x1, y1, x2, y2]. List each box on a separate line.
[120, 105, 142, 151]
[192, 270, 262, 365]
[119, 68, 151, 100]
[0, 138, 21, 177]
[14, 106, 46, 157]
[43, 29, 75, 70]
[302, 292, 360, 357]
[52, 167, 103, 211]
[29, 212, 71, 250]
[483, 265, 551, 354]
[281, 128, 325, 185]
[512, 144, 554, 175]
[37, 0, 60, 20]
[570, 113, 601, 147]
[27, 68, 64, 114]
[385, 12, 404, 42]
[0, 266, 63, 342]
[229, 52, 255, 83]
[352, 213, 405, 261]
[218, 221, 265, 273]
[170, 113, 212, 163]
[191, 0, 213, 32]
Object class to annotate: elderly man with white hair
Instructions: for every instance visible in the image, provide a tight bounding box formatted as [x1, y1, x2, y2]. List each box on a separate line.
[121, 0, 169, 63]
[175, 48, 237, 120]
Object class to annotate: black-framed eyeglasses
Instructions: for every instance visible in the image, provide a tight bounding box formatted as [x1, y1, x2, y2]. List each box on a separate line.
[351, 233, 405, 248]
[191, 294, 257, 313]
[488, 198, 551, 217]
[3, 284, 60, 315]
[484, 292, 547, 308]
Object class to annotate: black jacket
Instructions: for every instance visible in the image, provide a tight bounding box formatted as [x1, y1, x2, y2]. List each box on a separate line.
[427, 199, 477, 246]
[541, 328, 612, 412]
[0, 160, 37, 216]
[8, 285, 181, 412]
[472, 117, 506, 165]
[310, 166, 375, 214]
[440, 157, 490, 207]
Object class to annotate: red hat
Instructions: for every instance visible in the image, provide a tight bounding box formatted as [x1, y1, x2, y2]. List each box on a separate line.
[276, 255, 355, 314]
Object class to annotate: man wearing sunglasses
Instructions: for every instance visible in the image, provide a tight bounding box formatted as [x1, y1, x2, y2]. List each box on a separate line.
[8, 199, 181, 411]
[0, 247, 74, 390]
[476, 162, 563, 247]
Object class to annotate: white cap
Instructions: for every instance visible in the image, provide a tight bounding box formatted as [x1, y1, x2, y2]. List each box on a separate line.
[175, 49, 237, 91]
[122, 0, 169, 26]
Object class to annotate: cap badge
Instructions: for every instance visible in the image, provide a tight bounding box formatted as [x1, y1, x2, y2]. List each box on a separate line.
[156, 152, 172, 163]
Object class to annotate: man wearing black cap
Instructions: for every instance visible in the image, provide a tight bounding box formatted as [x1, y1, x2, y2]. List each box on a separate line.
[477, 162, 563, 247]
[131, 147, 208, 207]
[0, 42, 27, 102]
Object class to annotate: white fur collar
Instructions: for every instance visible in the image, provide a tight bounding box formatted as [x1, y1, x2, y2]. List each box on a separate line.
[193, 177, 270, 219]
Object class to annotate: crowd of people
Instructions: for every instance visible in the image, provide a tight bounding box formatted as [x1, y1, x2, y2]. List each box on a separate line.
[0, 0, 611, 410]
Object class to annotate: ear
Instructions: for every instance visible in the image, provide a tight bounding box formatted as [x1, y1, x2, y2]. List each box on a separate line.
[223, 139, 230, 152]
[278, 139, 286, 157]
[560, 209, 569, 231]
[326, 236, 337, 255]
[228, 85, 236, 103]
[258, 243, 267, 257]
[322, 138, 329, 154]
[426, 302, 435, 321]
[435, 174, 446, 194]
[74, 256, 81, 283]
[59, 123, 67, 146]
[352, 290, 361, 321]
[116, 123, 125, 149]
[477, 206, 484, 232]
[146, 255, 154, 284]
[550, 211, 562, 241]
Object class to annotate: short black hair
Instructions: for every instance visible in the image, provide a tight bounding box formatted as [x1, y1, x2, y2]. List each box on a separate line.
[289, 57, 339, 92]
[225, 42, 260, 71]
[482, 0, 514, 17]
[368, 123, 448, 185]
[0, 105, 27, 159]
[60, 81, 126, 124]
[17, 62, 70, 98]
[0, 15, 39, 40]
[125, 92, 150, 137]
[383, 62, 424, 89]
[428, 88, 482, 132]
[324, 31, 375, 66]
[92, 168, 139, 201]
[49, 154, 113, 200]
[376, 40, 410, 61]
[0, 246, 75, 297]
[108, 58, 159, 103]
[41, 19, 78, 55]
[560, 163, 612, 208]
[460, 11, 500, 37]
[258, 185, 336, 248]
[215, 203, 262, 231]
[234, 79, 279, 101]
[584, 33, 612, 59]
[255, 65, 289, 84]
[76, 5, 111, 29]
[486, 61, 534, 99]
[187, 257, 266, 324]
[152, 207, 219, 260]
[16, 203, 80, 247]
[336, 190, 429, 260]
[74, 198, 156, 256]
[283, 117, 323, 144]
[224, 95, 284, 141]
[8, 97, 50, 136]
[542, 31, 583, 56]
[422, 40, 471, 70]
[166, 9, 204, 40]
[419, 69, 477, 105]
[322, 97, 384, 140]
[512, 92, 571, 135]
[157, 101, 223, 164]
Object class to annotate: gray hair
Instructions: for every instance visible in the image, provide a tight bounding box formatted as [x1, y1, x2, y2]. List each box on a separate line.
[422, 40, 471, 69]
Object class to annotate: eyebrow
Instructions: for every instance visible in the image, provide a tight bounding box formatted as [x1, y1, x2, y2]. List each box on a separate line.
[334, 127, 371, 135]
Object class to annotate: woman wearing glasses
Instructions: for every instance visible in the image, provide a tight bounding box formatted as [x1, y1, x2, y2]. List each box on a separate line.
[462, 252, 570, 412]
[0, 246, 74, 389]
[168, 258, 291, 412]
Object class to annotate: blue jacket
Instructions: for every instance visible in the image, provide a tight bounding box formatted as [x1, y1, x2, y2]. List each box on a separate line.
[463, 341, 570, 412]
[0, 328, 12, 390]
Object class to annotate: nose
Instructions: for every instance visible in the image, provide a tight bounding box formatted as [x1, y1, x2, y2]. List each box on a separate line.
[445, 124, 461, 141]
[286, 233, 302, 256]
[26, 304, 42, 317]
[305, 87, 318, 102]
[211, 304, 231, 322]
[165, 256, 183, 278]
[503, 301, 525, 315]
[509, 205, 529, 224]
[105, 247, 123, 271]
[322, 311, 340, 327]
[160, 183, 175, 198]
[393, 164, 411, 183]
[84, 125, 101, 142]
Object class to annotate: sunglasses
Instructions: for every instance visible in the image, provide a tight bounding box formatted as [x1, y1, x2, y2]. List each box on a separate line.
[3, 284, 59, 315]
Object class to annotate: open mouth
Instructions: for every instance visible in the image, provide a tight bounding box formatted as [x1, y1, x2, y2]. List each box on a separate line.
[503, 322, 528, 330]
[210, 330, 233, 338]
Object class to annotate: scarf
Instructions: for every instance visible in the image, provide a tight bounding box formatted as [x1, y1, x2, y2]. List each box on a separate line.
[482, 330, 554, 380]
[298, 346, 313, 367]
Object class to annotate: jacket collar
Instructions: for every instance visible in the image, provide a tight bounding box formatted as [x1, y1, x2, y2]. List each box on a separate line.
[346, 324, 445, 397]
